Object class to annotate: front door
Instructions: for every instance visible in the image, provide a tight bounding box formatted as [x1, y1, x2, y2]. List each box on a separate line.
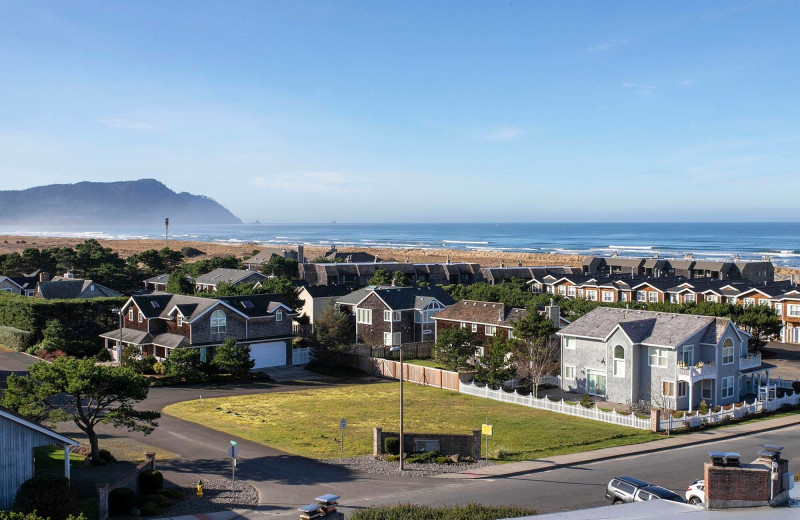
[587, 369, 607, 396]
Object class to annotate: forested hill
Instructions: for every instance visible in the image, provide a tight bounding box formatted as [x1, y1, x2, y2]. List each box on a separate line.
[0, 179, 241, 225]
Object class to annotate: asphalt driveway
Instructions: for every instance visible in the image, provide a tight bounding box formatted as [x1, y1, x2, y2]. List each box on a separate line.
[0, 350, 38, 385]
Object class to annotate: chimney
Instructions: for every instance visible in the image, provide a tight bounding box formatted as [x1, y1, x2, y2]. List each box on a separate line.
[446, 255, 451, 264]
[39, 272, 50, 282]
[500, 260, 505, 268]
[705, 446, 791, 509]
[297, 244, 304, 263]
[64, 270, 74, 279]
[763, 255, 771, 262]
[612, 250, 618, 257]
[518, 260, 522, 267]
[653, 252, 659, 259]
[545, 300, 561, 329]
[405, 256, 409, 263]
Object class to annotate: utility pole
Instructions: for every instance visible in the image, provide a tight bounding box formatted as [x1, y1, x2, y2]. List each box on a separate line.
[165, 217, 169, 248]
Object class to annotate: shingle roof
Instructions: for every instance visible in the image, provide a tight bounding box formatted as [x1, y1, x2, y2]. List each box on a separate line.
[38, 279, 121, 299]
[336, 285, 454, 310]
[217, 294, 292, 317]
[194, 268, 267, 286]
[433, 300, 525, 327]
[129, 292, 291, 321]
[325, 251, 381, 263]
[557, 307, 728, 348]
[144, 273, 170, 284]
[244, 247, 299, 265]
[301, 285, 354, 299]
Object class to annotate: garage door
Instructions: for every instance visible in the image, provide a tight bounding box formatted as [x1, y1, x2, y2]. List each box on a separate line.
[249, 341, 287, 369]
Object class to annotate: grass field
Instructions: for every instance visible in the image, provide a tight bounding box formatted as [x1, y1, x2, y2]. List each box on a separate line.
[405, 358, 448, 369]
[34, 445, 84, 471]
[165, 383, 659, 462]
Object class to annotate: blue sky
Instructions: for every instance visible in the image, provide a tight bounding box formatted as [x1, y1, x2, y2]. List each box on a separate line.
[0, 1, 798, 223]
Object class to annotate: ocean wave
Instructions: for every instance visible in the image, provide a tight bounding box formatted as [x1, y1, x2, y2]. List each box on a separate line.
[443, 240, 490, 244]
[608, 245, 654, 251]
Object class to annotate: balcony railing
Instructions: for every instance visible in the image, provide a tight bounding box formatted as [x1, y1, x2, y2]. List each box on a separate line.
[677, 362, 717, 381]
[739, 353, 762, 371]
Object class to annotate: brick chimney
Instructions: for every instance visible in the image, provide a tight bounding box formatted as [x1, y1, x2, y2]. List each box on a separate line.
[39, 272, 50, 282]
[704, 446, 792, 509]
[297, 244, 304, 263]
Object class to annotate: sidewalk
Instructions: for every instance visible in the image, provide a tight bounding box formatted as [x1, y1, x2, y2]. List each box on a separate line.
[434, 412, 800, 479]
[154, 512, 241, 520]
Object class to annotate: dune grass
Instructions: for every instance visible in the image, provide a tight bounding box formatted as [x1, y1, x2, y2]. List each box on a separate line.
[165, 382, 659, 462]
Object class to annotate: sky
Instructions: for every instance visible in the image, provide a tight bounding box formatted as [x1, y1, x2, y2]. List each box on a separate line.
[0, 1, 798, 223]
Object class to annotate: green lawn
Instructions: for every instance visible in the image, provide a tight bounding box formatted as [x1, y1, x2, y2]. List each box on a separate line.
[164, 383, 659, 462]
[34, 445, 84, 471]
[405, 358, 448, 370]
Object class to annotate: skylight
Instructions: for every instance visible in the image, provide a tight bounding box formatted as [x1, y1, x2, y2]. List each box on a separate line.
[242, 301, 254, 309]
[151, 301, 160, 308]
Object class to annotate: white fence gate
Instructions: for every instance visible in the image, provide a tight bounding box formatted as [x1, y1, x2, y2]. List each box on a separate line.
[292, 347, 311, 365]
[460, 380, 651, 430]
[660, 390, 800, 431]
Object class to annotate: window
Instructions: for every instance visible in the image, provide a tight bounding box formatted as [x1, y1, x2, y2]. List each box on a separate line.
[702, 379, 713, 400]
[648, 291, 659, 303]
[357, 308, 372, 324]
[726, 297, 737, 304]
[485, 325, 497, 336]
[384, 310, 399, 322]
[678, 381, 688, 398]
[613, 345, 625, 377]
[682, 345, 693, 366]
[547, 285, 555, 294]
[775, 303, 782, 315]
[564, 337, 577, 349]
[564, 365, 576, 379]
[587, 369, 606, 396]
[684, 294, 695, 303]
[743, 298, 755, 307]
[276, 310, 283, 321]
[662, 381, 675, 397]
[138, 311, 144, 323]
[759, 299, 770, 306]
[648, 347, 668, 368]
[721, 376, 734, 399]
[414, 310, 421, 323]
[602, 291, 614, 302]
[568, 286, 576, 297]
[586, 290, 597, 301]
[722, 338, 734, 364]
[128, 308, 134, 320]
[788, 305, 800, 317]
[707, 295, 719, 303]
[558, 285, 566, 295]
[210, 310, 226, 336]
[471, 323, 478, 333]
[670, 294, 678, 303]
[577, 288, 584, 297]
[637, 291, 646, 302]
[384, 331, 401, 346]
[177, 315, 184, 327]
[460, 322, 467, 329]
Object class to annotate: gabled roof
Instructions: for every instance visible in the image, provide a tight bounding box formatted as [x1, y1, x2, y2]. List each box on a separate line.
[144, 273, 170, 285]
[557, 307, 738, 348]
[37, 279, 121, 299]
[324, 251, 381, 263]
[300, 285, 354, 299]
[433, 300, 525, 327]
[0, 406, 78, 446]
[336, 285, 454, 310]
[194, 268, 267, 286]
[126, 292, 292, 322]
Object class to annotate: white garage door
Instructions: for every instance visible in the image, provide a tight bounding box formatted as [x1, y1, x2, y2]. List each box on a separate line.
[249, 341, 287, 369]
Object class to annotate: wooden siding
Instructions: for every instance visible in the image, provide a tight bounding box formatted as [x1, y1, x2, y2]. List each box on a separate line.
[0, 416, 70, 509]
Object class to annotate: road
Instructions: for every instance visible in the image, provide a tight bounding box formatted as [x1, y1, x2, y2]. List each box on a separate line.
[0, 350, 37, 385]
[3, 353, 798, 517]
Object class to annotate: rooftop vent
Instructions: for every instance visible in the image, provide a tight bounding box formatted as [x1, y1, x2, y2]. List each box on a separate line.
[708, 451, 741, 467]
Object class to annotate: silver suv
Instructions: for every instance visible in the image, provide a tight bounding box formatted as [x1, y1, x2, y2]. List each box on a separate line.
[606, 476, 651, 504]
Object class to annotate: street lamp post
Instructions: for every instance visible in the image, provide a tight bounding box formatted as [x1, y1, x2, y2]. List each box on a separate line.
[390, 344, 404, 471]
[112, 308, 123, 363]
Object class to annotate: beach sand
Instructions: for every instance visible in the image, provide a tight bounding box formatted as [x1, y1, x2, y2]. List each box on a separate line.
[0, 235, 796, 278]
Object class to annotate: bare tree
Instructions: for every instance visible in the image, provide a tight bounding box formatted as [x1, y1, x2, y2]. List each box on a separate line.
[513, 336, 560, 397]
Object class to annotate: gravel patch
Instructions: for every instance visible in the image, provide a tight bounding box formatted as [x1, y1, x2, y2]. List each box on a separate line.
[148, 480, 258, 517]
[321, 456, 496, 478]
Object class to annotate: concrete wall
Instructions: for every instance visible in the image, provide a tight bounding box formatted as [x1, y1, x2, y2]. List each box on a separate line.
[704, 458, 789, 509]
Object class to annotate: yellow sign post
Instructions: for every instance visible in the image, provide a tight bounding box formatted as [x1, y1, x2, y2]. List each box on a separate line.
[482, 420, 492, 461]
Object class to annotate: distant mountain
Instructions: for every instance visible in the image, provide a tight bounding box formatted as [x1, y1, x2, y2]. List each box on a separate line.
[0, 179, 241, 225]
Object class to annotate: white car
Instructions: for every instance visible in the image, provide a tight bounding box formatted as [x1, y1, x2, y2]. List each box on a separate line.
[685, 479, 705, 505]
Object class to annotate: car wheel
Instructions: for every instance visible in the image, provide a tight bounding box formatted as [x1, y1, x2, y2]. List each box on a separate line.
[612, 499, 622, 505]
[689, 497, 701, 505]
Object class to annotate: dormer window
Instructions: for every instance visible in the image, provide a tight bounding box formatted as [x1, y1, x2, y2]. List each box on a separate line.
[128, 308, 134, 321]
[177, 315, 184, 327]
[276, 310, 283, 321]
[138, 312, 144, 323]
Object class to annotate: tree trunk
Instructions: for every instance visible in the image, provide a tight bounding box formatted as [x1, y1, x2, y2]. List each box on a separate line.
[87, 428, 101, 464]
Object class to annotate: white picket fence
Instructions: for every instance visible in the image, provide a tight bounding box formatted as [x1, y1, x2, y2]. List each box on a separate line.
[460, 379, 651, 430]
[661, 390, 800, 431]
[292, 347, 311, 365]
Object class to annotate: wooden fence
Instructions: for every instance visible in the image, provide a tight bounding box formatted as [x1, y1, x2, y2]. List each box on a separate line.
[347, 342, 433, 360]
[345, 354, 460, 391]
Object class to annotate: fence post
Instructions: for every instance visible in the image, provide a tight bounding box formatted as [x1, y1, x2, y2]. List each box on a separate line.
[650, 409, 661, 432]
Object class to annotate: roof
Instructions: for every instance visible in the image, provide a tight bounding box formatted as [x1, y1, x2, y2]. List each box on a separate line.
[324, 251, 381, 263]
[99, 328, 189, 349]
[0, 406, 78, 446]
[433, 300, 525, 327]
[244, 247, 299, 265]
[300, 285, 354, 299]
[336, 285, 454, 310]
[557, 307, 737, 348]
[217, 294, 293, 317]
[127, 292, 291, 321]
[144, 273, 170, 284]
[194, 268, 267, 286]
[37, 278, 121, 299]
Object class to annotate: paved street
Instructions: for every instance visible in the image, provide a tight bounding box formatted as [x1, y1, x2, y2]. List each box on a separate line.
[0, 350, 38, 385]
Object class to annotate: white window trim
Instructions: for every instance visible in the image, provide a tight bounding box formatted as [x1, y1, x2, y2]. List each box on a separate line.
[357, 308, 372, 325]
[702, 379, 713, 400]
[722, 338, 734, 365]
[471, 323, 478, 333]
[177, 315, 184, 327]
[138, 311, 144, 323]
[485, 325, 497, 336]
[602, 291, 614, 302]
[788, 304, 800, 318]
[129, 308, 134, 321]
[276, 310, 283, 321]
[682, 345, 693, 366]
[648, 291, 659, 303]
[677, 381, 688, 398]
[648, 347, 668, 368]
[564, 365, 576, 380]
[568, 286, 576, 297]
[721, 376, 734, 399]
[637, 291, 646, 302]
[662, 380, 675, 398]
[564, 337, 576, 349]
[384, 310, 392, 322]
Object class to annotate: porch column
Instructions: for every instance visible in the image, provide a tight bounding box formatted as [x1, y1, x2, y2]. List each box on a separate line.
[688, 381, 694, 412]
[64, 445, 73, 480]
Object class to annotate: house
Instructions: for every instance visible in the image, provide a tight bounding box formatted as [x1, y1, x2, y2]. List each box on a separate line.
[0, 270, 48, 296]
[243, 245, 305, 269]
[479, 265, 579, 286]
[335, 285, 454, 346]
[557, 307, 765, 411]
[432, 300, 569, 353]
[299, 261, 482, 287]
[36, 271, 121, 299]
[194, 268, 268, 292]
[296, 284, 353, 327]
[320, 246, 381, 263]
[99, 292, 295, 369]
[582, 254, 774, 283]
[772, 288, 800, 344]
[143, 273, 170, 292]
[0, 406, 79, 510]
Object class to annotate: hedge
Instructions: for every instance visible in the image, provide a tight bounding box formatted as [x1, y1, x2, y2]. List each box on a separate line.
[0, 292, 126, 345]
[0, 325, 33, 350]
[349, 503, 539, 520]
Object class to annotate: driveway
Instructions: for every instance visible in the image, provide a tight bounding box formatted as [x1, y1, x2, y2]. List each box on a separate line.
[0, 350, 38, 385]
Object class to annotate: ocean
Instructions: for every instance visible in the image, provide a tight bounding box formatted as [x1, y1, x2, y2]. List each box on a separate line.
[1, 222, 799, 267]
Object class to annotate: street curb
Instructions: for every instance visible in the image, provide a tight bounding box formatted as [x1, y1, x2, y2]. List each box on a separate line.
[442, 414, 800, 480]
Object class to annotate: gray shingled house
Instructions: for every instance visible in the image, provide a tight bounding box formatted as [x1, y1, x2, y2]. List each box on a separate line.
[36, 271, 121, 299]
[557, 307, 767, 411]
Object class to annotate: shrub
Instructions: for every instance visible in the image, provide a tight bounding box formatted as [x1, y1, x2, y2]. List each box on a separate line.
[94, 347, 112, 362]
[156, 487, 184, 499]
[13, 475, 77, 520]
[406, 451, 439, 464]
[580, 393, 593, 408]
[434, 456, 452, 465]
[143, 494, 172, 507]
[385, 454, 400, 462]
[152, 362, 166, 375]
[139, 470, 164, 495]
[698, 400, 709, 414]
[792, 381, 800, 394]
[0, 326, 33, 351]
[348, 503, 539, 520]
[139, 502, 163, 517]
[109, 487, 135, 515]
[98, 449, 116, 464]
[384, 437, 400, 455]
[0, 513, 86, 520]
[181, 246, 205, 258]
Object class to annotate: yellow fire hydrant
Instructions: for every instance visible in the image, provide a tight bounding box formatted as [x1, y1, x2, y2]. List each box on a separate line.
[196, 480, 204, 498]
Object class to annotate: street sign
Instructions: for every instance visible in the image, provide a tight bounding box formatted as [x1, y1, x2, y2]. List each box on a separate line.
[481, 424, 493, 436]
[339, 418, 347, 459]
[228, 442, 239, 458]
[340, 418, 347, 429]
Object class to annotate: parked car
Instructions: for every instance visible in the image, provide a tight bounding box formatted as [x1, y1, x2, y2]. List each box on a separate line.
[686, 480, 705, 505]
[606, 477, 685, 504]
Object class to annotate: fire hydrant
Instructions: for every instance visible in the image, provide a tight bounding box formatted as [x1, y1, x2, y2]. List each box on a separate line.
[196, 480, 203, 498]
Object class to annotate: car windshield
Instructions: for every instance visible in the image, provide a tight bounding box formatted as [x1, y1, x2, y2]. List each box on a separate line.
[644, 486, 684, 502]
